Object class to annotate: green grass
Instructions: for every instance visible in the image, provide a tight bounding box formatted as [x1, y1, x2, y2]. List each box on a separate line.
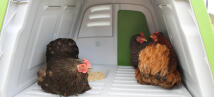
[209, 14, 214, 23]
[209, 14, 214, 29]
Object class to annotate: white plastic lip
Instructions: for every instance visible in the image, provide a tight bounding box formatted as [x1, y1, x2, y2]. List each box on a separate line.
[90, 6, 111, 13]
[87, 21, 111, 27]
[89, 14, 111, 19]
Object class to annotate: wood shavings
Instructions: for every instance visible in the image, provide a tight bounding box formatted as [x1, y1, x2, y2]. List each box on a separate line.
[88, 72, 106, 82]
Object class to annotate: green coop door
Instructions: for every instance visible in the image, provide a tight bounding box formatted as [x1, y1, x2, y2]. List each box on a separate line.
[118, 10, 150, 66]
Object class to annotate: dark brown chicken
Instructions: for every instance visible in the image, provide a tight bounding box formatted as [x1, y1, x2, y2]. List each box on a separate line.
[38, 38, 80, 86]
[37, 66, 47, 86]
[130, 33, 150, 68]
[39, 58, 91, 96]
[136, 32, 181, 89]
[46, 38, 79, 62]
[38, 38, 91, 96]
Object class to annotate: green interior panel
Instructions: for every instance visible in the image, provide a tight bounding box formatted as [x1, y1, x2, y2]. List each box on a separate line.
[118, 10, 150, 66]
[190, 0, 214, 76]
[0, 0, 8, 32]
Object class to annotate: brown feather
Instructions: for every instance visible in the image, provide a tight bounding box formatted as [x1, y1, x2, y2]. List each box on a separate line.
[39, 58, 91, 96]
[135, 67, 145, 84]
[138, 43, 169, 80]
[46, 38, 79, 62]
[130, 34, 152, 68]
[136, 32, 181, 88]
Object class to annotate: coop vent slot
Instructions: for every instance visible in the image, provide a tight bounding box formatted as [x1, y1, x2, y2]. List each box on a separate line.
[89, 14, 111, 19]
[90, 5, 111, 13]
[79, 5, 113, 37]
[87, 21, 111, 27]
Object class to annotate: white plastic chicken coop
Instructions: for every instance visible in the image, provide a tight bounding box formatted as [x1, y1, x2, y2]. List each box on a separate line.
[0, 0, 214, 97]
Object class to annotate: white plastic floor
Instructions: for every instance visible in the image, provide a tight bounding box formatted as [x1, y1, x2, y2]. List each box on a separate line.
[15, 65, 192, 97]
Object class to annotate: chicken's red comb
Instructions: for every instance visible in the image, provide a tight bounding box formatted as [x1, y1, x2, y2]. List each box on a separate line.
[136, 36, 147, 44]
[154, 32, 159, 34]
[140, 32, 145, 37]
